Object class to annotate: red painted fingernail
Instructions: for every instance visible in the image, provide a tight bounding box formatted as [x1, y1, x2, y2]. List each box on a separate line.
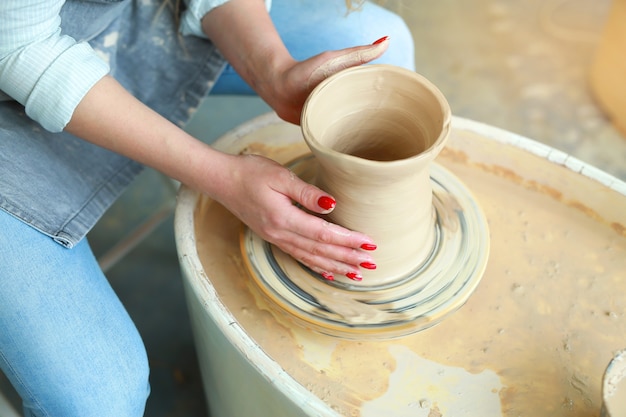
[318, 196, 336, 211]
[360, 243, 377, 251]
[372, 36, 389, 45]
[360, 262, 377, 270]
[321, 272, 334, 281]
[346, 272, 363, 281]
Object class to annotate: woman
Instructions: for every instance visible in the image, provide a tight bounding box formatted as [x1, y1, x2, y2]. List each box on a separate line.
[0, 0, 414, 415]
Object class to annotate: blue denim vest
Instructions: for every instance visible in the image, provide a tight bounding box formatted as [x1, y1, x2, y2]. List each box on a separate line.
[0, 0, 225, 247]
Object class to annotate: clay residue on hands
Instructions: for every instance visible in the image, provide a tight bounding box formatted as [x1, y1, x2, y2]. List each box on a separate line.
[306, 41, 388, 89]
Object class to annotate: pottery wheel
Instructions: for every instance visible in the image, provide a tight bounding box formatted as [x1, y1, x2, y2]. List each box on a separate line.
[241, 154, 490, 339]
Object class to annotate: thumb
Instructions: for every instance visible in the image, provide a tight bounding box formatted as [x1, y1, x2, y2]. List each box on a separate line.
[283, 175, 337, 215]
[306, 36, 390, 89]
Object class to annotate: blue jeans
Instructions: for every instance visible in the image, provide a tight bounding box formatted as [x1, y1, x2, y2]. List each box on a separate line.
[0, 1, 414, 416]
[0, 213, 150, 417]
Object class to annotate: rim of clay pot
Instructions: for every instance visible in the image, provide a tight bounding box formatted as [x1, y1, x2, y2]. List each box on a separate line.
[301, 64, 451, 168]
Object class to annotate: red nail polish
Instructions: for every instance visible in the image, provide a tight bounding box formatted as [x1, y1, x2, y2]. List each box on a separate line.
[360, 243, 377, 251]
[318, 196, 336, 211]
[321, 272, 334, 281]
[360, 262, 377, 270]
[346, 272, 363, 281]
[372, 36, 389, 45]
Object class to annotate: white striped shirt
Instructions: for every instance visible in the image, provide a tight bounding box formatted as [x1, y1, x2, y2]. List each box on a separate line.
[0, 0, 271, 132]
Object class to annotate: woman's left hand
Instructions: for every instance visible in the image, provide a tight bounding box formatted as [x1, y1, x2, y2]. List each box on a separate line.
[202, 0, 389, 124]
[255, 37, 390, 125]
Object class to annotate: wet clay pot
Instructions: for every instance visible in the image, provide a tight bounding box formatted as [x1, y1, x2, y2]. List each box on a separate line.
[301, 65, 451, 286]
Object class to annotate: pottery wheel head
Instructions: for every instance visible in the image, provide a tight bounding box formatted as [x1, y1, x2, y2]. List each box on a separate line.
[241, 155, 490, 339]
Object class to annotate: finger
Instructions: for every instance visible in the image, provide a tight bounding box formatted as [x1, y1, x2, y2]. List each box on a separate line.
[258, 201, 378, 280]
[274, 229, 372, 281]
[278, 236, 360, 276]
[307, 36, 390, 88]
[268, 166, 335, 215]
[272, 174, 377, 250]
[282, 207, 377, 262]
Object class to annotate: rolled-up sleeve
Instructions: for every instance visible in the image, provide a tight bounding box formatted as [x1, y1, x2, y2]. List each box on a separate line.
[180, 0, 272, 38]
[0, 1, 109, 132]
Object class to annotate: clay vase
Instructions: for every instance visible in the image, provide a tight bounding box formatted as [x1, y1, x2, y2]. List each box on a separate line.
[301, 64, 451, 287]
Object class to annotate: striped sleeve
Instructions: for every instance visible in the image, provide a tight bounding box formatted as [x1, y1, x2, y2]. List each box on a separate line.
[0, 0, 109, 132]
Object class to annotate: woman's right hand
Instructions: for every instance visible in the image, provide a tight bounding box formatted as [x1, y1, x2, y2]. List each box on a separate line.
[210, 152, 377, 281]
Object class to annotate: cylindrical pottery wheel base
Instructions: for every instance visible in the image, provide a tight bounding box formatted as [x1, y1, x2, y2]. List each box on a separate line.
[175, 113, 626, 417]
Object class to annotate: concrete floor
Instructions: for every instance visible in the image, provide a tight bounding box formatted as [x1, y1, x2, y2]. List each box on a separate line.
[2, 0, 624, 416]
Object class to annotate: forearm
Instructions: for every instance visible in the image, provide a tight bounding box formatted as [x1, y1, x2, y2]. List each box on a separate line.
[65, 75, 232, 197]
[200, 0, 295, 99]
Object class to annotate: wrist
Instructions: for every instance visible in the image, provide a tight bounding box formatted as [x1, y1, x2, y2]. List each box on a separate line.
[200, 0, 294, 98]
[252, 49, 296, 105]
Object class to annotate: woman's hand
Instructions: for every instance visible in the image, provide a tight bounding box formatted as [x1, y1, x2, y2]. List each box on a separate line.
[257, 38, 389, 125]
[202, 0, 389, 125]
[212, 153, 377, 280]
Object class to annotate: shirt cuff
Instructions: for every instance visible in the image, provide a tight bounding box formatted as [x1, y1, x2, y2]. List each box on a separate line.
[180, 0, 272, 38]
[27, 42, 109, 132]
[0, 31, 109, 133]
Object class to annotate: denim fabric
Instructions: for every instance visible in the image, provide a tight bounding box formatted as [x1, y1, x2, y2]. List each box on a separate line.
[0, 0, 226, 248]
[0, 212, 150, 417]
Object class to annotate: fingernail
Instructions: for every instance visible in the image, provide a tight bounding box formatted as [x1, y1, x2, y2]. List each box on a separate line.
[360, 243, 377, 251]
[321, 272, 334, 281]
[372, 36, 389, 45]
[346, 272, 363, 281]
[360, 262, 377, 270]
[318, 196, 336, 211]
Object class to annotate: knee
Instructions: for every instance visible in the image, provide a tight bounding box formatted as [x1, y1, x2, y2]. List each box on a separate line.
[324, 1, 417, 70]
[23, 342, 150, 417]
[80, 346, 151, 417]
[98, 348, 151, 417]
[271, 0, 415, 70]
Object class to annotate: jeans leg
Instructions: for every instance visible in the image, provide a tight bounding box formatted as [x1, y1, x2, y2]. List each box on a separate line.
[0, 212, 150, 417]
[211, 0, 415, 95]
